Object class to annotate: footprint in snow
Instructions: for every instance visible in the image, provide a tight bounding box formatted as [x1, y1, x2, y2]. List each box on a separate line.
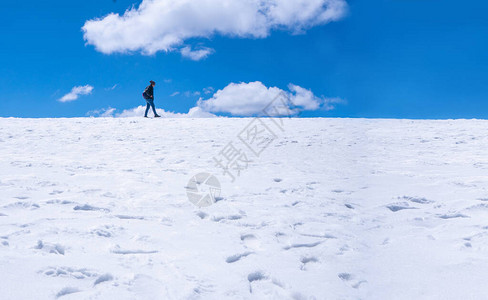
[114, 215, 145, 220]
[300, 256, 319, 270]
[283, 241, 321, 250]
[35, 240, 65, 255]
[93, 273, 114, 286]
[41, 266, 98, 279]
[81, 188, 102, 194]
[241, 234, 261, 250]
[196, 211, 208, 219]
[466, 203, 488, 210]
[386, 202, 417, 212]
[46, 199, 73, 205]
[3, 202, 39, 210]
[247, 271, 268, 293]
[212, 215, 243, 222]
[91, 228, 112, 238]
[240, 234, 256, 241]
[352, 280, 367, 289]
[399, 196, 433, 204]
[338, 273, 367, 289]
[161, 217, 173, 226]
[102, 192, 116, 198]
[338, 273, 352, 281]
[56, 287, 80, 298]
[73, 204, 109, 212]
[248, 271, 267, 282]
[226, 251, 253, 263]
[438, 213, 469, 219]
[111, 245, 158, 255]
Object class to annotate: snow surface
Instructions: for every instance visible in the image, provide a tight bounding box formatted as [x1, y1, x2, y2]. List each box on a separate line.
[1, 117, 488, 299]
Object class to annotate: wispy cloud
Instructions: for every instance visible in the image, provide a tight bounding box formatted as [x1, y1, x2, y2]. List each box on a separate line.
[86, 107, 116, 117]
[322, 97, 346, 111]
[180, 46, 214, 61]
[59, 85, 94, 102]
[203, 87, 214, 95]
[183, 91, 201, 97]
[105, 84, 118, 91]
[171, 87, 213, 97]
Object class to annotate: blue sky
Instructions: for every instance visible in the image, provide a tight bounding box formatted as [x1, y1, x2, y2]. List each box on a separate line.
[0, 0, 487, 118]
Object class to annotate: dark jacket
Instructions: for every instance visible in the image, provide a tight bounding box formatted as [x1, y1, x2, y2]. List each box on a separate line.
[143, 85, 154, 99]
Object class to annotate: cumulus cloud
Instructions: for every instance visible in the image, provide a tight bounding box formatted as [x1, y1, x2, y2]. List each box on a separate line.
[82, 0, 347, 57]
[197, 81, 281, 116]
[88, 81, 340, 118]
[89, 106, 217, 118]
[119, 106, 217, 118]
[197, 81, 334, 116]
[287, 84, 321, 110]
[59, 85, 94, 102]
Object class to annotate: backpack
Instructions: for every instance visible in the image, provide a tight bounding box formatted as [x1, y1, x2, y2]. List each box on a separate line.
[142, 87, 150, 100]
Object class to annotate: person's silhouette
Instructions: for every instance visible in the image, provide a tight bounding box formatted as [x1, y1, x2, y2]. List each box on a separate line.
[142, 80, 160, 118]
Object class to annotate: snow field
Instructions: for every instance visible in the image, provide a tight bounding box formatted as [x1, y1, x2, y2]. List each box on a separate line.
[1, 118, 488, 299]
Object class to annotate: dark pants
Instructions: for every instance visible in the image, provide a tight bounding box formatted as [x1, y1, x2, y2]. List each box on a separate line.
[145, 99, 158, 117]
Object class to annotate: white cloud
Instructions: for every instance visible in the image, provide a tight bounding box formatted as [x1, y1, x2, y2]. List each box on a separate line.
[105, 84, 118, 91]
[86, 107, 116, 117]
[90, 106, 217, 118]
[59, 85, 94, 102]
[186, 106, 218, 118]
[287, 83, 321, 110]
[322, 97, 345, 111]
[203, 87, 214, 94]
[197, 81, 281, 116]
[88, 81, 340, 118]
[180, 46, 214, 61]
[183, 91, 201, 97]
[171, 87, 214, 97]
[82, 0, 347, 57]
[197, 81, 333, 116]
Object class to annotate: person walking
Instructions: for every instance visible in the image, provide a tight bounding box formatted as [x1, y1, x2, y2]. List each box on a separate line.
[143, 80, 161, 118]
